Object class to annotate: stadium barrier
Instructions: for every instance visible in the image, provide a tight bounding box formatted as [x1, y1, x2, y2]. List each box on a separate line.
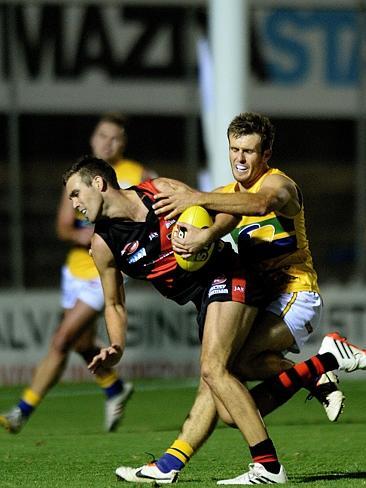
[0, 285, 365, 384]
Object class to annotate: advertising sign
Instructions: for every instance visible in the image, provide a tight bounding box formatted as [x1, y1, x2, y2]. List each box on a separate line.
[0, 285, 365, 385]
[0, 1, 362, 116]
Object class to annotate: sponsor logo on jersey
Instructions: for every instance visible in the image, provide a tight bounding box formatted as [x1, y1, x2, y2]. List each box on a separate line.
[212, 276, 227, 285]
[121, 241, 139, 256]
[127, 247, 147, 264]
[210, 284, 226, 290]
[208, 276, 229, 298]
[148, 231, 159, 241]
[208, 287, 229, 298]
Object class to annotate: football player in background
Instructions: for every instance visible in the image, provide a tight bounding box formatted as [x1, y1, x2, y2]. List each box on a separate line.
[0, 113, 155, 434]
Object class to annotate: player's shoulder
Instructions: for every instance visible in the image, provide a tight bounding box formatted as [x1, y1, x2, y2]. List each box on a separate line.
[152, 177, 183, 191]
[114, 159, 139, 172]
[216, 182, 237, 193]
[114, 158, 142, 168]
[262, 167, 297, 188]
[115, 158, 157, 182]
[91, 232, 108, 254]
[91, 232, 114, 265]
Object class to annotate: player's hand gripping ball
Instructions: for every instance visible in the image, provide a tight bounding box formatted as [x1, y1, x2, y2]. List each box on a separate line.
[174, 205, 215, 271]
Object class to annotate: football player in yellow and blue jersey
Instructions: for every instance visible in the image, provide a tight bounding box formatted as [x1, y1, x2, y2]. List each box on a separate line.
[147, 112, 345, 484]
[0, 113, 156, 434]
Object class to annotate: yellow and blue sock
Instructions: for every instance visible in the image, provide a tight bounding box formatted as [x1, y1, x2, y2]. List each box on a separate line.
[17, 388, 41, 417]
[156, 440, 193, 473]
[95, 371, 123, 398]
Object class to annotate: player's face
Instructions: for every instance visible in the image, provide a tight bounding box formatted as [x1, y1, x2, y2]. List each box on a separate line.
[90, 121, 125, 164]
[66, 173, 103, 223]
[228, 133, 271, 189]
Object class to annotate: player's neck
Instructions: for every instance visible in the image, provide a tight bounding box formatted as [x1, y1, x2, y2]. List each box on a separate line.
[105, 189, 148, 222]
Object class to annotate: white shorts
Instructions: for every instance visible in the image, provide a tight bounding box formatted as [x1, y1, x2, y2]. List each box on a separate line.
[60, 266, 105, 312]
[266, 291, 323, 353]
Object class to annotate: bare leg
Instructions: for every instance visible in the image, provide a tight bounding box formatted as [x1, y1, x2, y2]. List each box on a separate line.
[200, 301, 267, 446]
[30, 300, 99, 396]
[214, 312, 295, 425]
[177, 379, 218, 451]
[233, 311, 295, 380]
[114, 303, 287, 484]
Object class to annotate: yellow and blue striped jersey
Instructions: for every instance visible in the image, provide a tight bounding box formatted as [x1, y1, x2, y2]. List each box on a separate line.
[220, 168, 319, 296]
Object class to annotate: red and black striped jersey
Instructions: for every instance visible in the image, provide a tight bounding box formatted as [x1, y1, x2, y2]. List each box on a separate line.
[94, 180, 217, 304]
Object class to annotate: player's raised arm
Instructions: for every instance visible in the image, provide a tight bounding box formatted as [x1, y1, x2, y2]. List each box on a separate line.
[88, 233, 127, 373]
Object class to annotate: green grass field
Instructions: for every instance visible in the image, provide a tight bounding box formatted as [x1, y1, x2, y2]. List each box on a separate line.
[0, 379, 365, 487]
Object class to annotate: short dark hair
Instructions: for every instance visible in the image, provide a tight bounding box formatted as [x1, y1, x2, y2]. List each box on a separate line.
[62, 155, 120, 189]
[227, 112, 275, 153]
[97, 112, 127, 131]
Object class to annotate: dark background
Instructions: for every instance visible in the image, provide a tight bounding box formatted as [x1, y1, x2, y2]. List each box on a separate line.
[0, 114, 355, 288]
[0, 1, 359, 288]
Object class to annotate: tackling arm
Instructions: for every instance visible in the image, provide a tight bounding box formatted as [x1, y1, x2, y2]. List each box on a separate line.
[153, 175, 300, 219]
[154, 177, 241, 254]
[196, 175, 300, 217]
[171, 212, 240, 257]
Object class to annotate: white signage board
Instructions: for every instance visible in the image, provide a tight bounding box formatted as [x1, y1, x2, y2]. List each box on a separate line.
[0, 288, 201, 384]
[0, 2, 362, 116]
[0, 285, 365, 385]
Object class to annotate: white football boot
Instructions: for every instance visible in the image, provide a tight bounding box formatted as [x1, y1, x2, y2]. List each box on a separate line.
[0, 406, 27, 434]
[116, 463, 179, 484]
[217, 463, 288, 485]
[319, 332, 366, 372]
[307, 371, 345, 422]
[105, 381, 134, 432]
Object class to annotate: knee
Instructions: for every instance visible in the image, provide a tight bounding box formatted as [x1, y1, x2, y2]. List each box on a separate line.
[200, 360, 226, 389]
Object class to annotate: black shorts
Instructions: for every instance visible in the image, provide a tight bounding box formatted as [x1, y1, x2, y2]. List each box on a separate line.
[153, 241, 258, 341]
[189, 241, 253, 342]
[193, 267, 247, 341]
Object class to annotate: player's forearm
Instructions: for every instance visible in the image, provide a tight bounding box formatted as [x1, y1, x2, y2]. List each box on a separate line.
[208, 214, 240, 242]
[58, 226, 93, 247]
[104, 304, 127, 352]
[197, 192, 269, 216]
